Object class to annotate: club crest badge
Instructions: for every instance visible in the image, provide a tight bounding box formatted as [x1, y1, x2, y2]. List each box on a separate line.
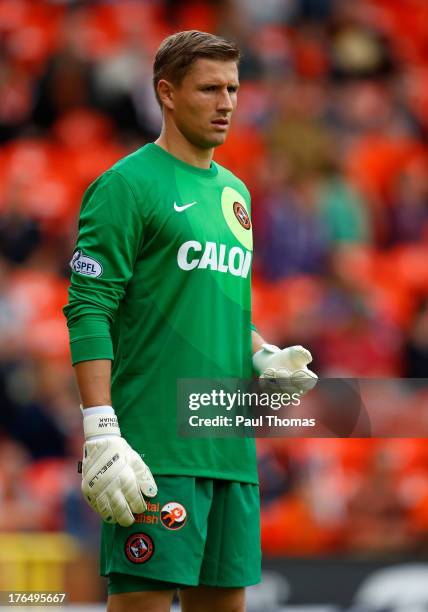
[221, 186, 253, 250]
[125, 533, 154, 563]
[233, 202, 251, 230]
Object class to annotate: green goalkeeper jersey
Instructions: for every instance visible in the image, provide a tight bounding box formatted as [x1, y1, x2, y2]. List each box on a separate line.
[64, 143, 258, 484]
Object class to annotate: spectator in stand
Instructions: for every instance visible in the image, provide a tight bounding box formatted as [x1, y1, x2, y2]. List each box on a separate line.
[32, 11, 97, 130]
[0, 197, 41, 265]
[345, 448, 417, 555]
[388, 157, 428, 245]
[255, 158, 330, 279]
[0, 439, 47, 531]
[404, 300, 428, 379]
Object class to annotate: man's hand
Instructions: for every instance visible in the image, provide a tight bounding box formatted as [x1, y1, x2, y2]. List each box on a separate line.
[253, 344, 318, 395]
[81, 406, 157, 527]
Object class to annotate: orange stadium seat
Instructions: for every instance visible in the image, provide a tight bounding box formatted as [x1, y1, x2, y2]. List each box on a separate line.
[8, 268, 69, 324]
[391, 245, 428, 294]
[2, 2, 64, 72]
[52, 109, 127, 192]
[52, 109, 115, 149]
[214, 124, 266, 192]
[261, 493, 343, 555]
[346, 135, 425, 202]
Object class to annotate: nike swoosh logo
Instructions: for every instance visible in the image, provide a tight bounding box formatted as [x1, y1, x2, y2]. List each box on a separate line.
[174, 201, 197, 212]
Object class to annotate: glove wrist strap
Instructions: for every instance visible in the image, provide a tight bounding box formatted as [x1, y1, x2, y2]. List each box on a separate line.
[82, 406, 121, 439]
[82, 405, 114, 417]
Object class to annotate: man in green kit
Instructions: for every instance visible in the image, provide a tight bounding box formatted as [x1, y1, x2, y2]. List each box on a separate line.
[64, 30, 316, 612]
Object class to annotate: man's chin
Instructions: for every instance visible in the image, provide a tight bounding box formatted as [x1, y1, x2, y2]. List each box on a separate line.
[188, 131, 229, 150]
[206, 133, 228, 148]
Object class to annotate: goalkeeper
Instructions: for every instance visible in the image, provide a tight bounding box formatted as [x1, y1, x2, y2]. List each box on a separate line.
[64, 30, 316, 612]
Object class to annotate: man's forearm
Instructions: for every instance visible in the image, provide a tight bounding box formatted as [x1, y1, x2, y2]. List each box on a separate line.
[74, 359, 112, 408]
[76, 335, 265, 406]
[252, 330, 265, 354]
[75, 357, 157, 527]
[75, 335, 266, 406]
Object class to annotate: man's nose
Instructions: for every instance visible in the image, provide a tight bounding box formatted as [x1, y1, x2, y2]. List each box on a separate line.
[217, 90, 234, 112]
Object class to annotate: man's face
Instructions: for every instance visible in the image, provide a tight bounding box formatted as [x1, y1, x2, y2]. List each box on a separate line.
[166, 58, 239, 149]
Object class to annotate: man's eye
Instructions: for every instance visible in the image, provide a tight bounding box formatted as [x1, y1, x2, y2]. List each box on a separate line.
[203, 86, 216, 91]
[228, 87, 238, 93]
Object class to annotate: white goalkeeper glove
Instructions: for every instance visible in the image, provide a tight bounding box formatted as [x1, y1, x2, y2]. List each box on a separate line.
[81, 405, 157, 527]
[253, 344, 318, 395]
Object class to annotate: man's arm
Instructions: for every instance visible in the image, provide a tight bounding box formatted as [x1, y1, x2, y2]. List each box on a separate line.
[64, 170, 145, 367]
[75, 359, 111, 407]
[252, 330, 265, 355]
[73, 360, 157, 528]
[64, 171, 157, 527]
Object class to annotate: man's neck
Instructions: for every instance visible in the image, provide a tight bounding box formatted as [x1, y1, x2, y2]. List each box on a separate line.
[155, 127, 213, 170]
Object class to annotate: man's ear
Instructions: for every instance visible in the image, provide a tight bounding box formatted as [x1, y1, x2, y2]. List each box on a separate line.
[157, 79, 175, 111]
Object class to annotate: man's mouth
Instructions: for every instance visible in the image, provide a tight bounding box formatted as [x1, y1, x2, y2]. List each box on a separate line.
[211, 119, 229, 132]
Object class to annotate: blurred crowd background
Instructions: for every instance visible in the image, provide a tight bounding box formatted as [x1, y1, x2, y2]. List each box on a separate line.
[1, 0, 428, 597]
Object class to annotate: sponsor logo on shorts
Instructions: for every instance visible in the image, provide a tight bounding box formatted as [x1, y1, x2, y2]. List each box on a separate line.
[134, 501, 160, 525]
[125, 533, 154, 564]
[233, 201, 251, 230]
[160, 502, 187, 530]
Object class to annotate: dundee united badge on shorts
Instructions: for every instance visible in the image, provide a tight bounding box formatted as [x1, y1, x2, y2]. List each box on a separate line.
[125, 533, 154, 563]
[160, 502, 187, 530]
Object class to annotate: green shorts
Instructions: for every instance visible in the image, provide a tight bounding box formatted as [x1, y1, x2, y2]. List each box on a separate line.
[101, 476, 261, 594]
